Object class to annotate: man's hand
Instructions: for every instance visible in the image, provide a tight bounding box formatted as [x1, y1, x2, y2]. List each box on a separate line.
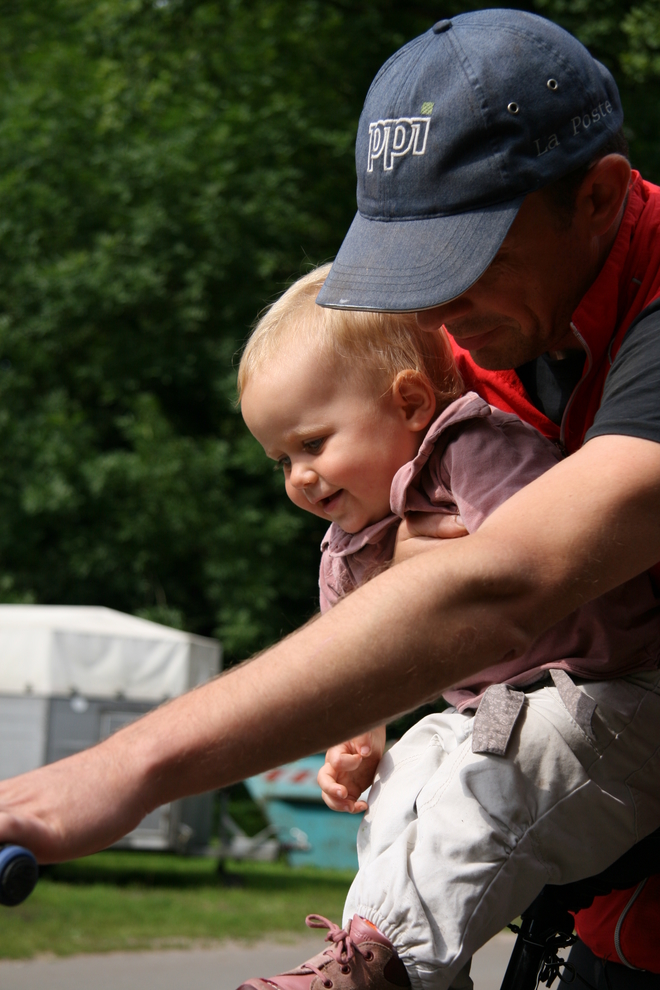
[318, 725, 387, 813]
[395, 512, 468, 562]
[0, 728, 153, 863]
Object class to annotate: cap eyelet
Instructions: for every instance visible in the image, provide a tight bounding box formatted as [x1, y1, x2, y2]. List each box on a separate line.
[341, 966, 351, 974]
[547, 78, 558, 90]
[324, 982, 333, 988]
[365, 951, 374, 961]
[507, 102, 520, 115]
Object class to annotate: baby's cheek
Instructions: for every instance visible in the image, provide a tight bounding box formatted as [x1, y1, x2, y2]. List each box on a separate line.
[284, 479, 304, 507]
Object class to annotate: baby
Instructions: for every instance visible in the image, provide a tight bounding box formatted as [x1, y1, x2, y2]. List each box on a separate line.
[237, 265, 660, 990]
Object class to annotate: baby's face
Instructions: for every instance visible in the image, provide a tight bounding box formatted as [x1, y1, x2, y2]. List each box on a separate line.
[241, 345, 423, 533]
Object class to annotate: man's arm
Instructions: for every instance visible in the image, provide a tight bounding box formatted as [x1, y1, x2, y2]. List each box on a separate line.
[1, 433, 659, 861]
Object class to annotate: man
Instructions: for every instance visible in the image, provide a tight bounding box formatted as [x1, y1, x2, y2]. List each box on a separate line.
[312, 10, 660, 984]
[0, 7, 659, 981]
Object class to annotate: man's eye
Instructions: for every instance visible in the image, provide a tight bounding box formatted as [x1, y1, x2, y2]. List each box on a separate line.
[304, 438, 325, 453]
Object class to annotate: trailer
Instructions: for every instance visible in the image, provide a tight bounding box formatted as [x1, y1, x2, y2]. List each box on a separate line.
[246, 755, 363, 871]
[0, 605, 221, 854]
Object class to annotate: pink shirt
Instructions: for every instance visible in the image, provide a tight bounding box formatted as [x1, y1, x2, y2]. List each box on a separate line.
[319, 393, 660, 711]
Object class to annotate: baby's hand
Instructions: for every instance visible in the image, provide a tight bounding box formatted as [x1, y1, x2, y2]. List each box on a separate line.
[317, 726, 387, 813]
[394, 511, 467, 562]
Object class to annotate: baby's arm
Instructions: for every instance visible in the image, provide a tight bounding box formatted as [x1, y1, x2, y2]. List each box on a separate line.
[318, 725, 386, 813]
[318, 519, 468, 811]
[396, 411, 563, 561]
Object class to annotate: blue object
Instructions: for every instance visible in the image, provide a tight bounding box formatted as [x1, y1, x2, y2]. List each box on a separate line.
[317, 9, 623, 312]
[0, 845, 38, 906]
[246, 755, 363, 871]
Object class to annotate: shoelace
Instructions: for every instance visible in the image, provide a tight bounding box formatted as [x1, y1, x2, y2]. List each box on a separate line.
[304, 915, 374, 986]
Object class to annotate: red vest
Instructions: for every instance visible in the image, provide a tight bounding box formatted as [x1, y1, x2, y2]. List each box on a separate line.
[448, 172, 660, 972]
[574, 876, 660, 973]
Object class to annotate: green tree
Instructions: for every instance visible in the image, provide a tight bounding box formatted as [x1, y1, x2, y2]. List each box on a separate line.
[0, 0, 446, 659]
[0, 0, 657, 663]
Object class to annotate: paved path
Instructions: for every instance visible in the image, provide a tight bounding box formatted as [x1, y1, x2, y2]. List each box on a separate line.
[0, 931, 516, 990]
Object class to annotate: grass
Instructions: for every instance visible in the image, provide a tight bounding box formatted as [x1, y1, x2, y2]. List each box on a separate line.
[0, 852, 356, 960]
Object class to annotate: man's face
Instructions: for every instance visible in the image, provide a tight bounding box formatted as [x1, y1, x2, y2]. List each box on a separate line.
[416, 189, 598, 369]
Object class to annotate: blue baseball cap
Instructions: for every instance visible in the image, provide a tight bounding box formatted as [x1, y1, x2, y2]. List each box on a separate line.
[317, 9, 623, 312]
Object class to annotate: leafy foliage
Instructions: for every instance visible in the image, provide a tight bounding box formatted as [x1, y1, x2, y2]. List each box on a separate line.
[0, 0, 658, 662]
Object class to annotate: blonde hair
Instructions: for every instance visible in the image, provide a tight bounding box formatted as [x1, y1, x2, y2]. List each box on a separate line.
[237, 263, 462, 406]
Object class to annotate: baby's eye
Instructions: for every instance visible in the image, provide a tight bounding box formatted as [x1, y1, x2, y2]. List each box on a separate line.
[276, 455, 291, 471]
[303, 437, 325, 453]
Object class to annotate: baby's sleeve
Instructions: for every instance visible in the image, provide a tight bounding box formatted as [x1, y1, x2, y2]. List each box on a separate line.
[437, 414, 563, 532]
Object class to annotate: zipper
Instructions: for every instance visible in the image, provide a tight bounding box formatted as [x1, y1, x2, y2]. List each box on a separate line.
[559, 322, 593, 450]
[614, 878, 647, 969]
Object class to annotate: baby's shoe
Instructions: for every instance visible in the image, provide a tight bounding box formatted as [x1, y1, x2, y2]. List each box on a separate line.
[237, 914, 410, 990]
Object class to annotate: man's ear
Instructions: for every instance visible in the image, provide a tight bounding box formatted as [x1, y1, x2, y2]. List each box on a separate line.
[391, 371, 436, 431]
[575, 154, 631, 237]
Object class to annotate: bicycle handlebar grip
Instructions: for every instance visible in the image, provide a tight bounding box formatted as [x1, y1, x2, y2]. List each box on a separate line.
[0, 845, 38, 907]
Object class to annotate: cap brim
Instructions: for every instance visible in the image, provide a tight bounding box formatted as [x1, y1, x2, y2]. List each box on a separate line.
[316, 197, 525, 312]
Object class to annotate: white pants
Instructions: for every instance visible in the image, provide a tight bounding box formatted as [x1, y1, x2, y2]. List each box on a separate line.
[343, 669, 660, 990]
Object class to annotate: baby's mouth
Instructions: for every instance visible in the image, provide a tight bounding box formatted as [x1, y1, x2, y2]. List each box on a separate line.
[320, 490, 343, 512]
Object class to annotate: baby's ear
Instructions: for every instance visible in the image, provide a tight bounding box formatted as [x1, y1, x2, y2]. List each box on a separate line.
[392, 371, 436, 431]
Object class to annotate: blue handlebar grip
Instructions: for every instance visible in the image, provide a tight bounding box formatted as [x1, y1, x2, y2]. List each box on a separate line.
[0, 845, 38, 907]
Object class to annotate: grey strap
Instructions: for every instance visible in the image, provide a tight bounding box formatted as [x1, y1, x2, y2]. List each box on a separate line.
[471, 683, 525, 756]
[614, 879, 648, 969]
[550, 669, 597, 739]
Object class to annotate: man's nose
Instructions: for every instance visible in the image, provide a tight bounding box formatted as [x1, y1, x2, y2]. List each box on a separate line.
[289, 461, 318, 490]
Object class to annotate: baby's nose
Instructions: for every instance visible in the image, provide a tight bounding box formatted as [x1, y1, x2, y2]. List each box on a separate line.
[290, 462, 318, 489]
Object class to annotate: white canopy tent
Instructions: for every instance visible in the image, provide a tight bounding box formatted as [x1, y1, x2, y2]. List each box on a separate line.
[0, 606, 222, 852]
[0, 605, 220, 701]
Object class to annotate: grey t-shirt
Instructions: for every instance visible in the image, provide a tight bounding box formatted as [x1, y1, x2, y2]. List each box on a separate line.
[515, 299, 660, 442]
[586, 299, 660, 444]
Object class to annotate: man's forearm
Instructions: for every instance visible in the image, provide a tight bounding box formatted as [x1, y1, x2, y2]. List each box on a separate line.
[131, 540, 531, 805]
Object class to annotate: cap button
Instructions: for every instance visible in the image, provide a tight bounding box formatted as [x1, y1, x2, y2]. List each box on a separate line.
[432, 19, 452, 34]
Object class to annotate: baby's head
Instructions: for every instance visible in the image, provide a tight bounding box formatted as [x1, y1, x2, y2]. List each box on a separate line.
[239, 263, 462, 534]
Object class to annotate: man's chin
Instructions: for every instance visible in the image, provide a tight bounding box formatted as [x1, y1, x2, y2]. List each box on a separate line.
[461, 344, 523, 371]
[471, 355, 519, 371]
[460, 338, 543, 371]
[450, 328, 521, 370]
